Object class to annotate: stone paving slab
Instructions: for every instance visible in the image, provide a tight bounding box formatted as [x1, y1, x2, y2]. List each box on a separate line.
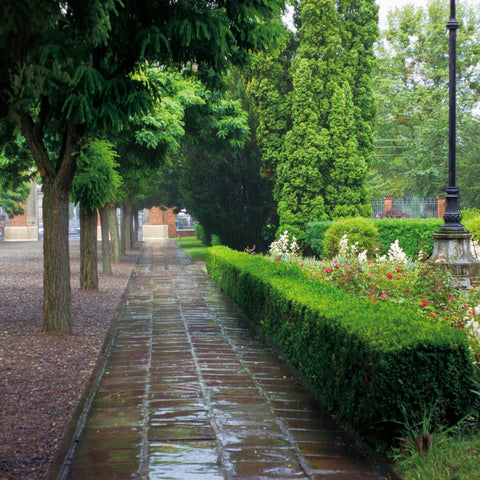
[62, 240, 396, 480]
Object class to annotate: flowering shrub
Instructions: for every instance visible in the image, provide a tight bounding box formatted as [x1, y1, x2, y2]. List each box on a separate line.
[300, 234, 480, 362]
[268, 230, 300, 262]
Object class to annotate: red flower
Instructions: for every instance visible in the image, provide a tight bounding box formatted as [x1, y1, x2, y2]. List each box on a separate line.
[386, 273, 393, 279]
[421, 299, 428, 307]
[276, 257, 280, 262]
[448, 296, 454, 302]
[371, 298, 376, 302]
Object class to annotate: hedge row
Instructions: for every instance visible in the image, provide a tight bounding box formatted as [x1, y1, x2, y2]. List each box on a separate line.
[206, 246, 475, 451]
[306, 218, 444, 259]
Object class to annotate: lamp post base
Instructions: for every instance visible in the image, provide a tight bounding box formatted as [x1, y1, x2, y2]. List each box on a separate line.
[430, 231, 480, 288]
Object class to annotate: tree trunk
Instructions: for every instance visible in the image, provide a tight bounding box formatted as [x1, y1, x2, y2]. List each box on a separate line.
[123, 202, 133, 249]
[108, 205, 121, 261]
[21, 110, 81, 334]
[42, 180, 72, 333]
[133, 210, 139, 242]
[119, 206, 126, 255]
[99, 206, 112, 274]
[80, 208, 98, 290]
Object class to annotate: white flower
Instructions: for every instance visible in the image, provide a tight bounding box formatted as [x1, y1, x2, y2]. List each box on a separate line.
[269, 231, 299, 260]
[387, 239, 408, 264]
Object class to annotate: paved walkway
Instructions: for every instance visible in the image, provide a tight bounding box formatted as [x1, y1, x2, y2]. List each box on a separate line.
[60, 241, 395, 480]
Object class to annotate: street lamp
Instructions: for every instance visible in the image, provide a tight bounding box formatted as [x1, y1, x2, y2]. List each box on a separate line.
[430, 0, 479, 286]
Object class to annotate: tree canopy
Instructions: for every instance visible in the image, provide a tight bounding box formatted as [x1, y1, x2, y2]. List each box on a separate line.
[369, 0, 480, 205]
[0, 0, 286, 333]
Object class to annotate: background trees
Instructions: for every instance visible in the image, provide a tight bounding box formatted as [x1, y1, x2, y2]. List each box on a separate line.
[369, 0, 480, 205]
[249, 0, 378, 243]
[0, 0, 285, 333]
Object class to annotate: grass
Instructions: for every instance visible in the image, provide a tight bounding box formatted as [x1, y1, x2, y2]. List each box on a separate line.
[174, 236, 208, 261]
[394, 423, 480, 479]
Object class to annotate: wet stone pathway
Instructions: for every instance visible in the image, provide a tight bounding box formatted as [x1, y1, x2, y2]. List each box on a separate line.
[64, 240, 391, 480]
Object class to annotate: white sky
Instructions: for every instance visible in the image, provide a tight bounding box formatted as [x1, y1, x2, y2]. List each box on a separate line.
[376, 0, 428, 28]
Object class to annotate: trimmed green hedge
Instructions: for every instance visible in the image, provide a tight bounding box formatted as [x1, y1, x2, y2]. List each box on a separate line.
[307, 218, 443, 259]
[206, 246, 475, 451]
[375, 218, 443, 258]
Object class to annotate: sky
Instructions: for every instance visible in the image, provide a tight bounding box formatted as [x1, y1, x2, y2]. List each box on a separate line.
[376, 0, 428, 28]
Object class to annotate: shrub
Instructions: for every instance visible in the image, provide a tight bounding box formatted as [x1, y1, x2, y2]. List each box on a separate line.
[305, 221, 332, 258]
[206, 246, 476, 452]
[323, 217, 379, 258]
[194, 223, 209, 245]
[375, 218, 443, 258]
[376, 208, 412, 219]
[210, 234, 222, 246]
[463, 217, 480, 241]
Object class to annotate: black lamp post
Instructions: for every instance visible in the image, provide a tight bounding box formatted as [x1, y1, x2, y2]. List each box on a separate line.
[430, 0, 479, 286]
[440, 0, 464, 232]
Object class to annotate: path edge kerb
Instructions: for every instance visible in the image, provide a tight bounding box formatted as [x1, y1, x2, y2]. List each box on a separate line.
[47, 244, 145, 480]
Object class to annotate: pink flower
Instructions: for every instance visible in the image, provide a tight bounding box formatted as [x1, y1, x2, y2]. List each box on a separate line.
[276, 257, 280, 262]
[380, 292, 388, 298]
[421, 299, 428, 307]
[335, 264, 340, 269]
[448, 296, 454, 302]
[371, 298, 376, 302]
[300, 263, 304, 267]
[386, 273, 393, 279]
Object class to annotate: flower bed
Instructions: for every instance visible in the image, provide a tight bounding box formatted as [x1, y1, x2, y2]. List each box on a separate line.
[206, 245, 477, 452]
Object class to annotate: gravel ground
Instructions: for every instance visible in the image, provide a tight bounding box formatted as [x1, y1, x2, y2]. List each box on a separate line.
[0, 240, 139, 480]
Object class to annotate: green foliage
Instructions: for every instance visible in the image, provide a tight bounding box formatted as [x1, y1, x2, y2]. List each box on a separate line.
[464, 217, 480, 241]
[206, 246, 475, 452]
[210, 234, 222, 246]
[195, 223, 209, 245]
[172, 70, 277, 252]
[258, 0, 378, 238]
[375, 218, 443, 257]
[460, 208, 480, 222]
[305, 220, 332, 257]
[71, 139, 121, 212]
[370, 0, 480, 204]
[323, 217, 379, 258]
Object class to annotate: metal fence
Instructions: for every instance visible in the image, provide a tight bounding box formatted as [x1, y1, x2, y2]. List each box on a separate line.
[371, 198, 438, 219]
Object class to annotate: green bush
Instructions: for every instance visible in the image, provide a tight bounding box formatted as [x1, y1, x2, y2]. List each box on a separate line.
[210, 234, 222, 246]
[206, 246, 476, 452]
[463, 217, 480, 241]
[194, 223, 209, 245]
[375, 218, 443, 258]
[323, 217, 379, 258]
[460, 208, 480, 222]
[305, 221, 332, 257]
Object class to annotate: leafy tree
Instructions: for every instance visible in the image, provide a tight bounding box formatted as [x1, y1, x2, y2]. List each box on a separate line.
[369, 0, 480, 204]
[71, 139, 121, 288]
[0, 0, 285, 333]
[248, 0, 378, 246]
[0, 120, 35, 216]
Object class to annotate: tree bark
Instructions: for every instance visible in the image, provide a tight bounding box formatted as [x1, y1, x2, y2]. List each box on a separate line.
[80, 208, 98, 290]
[99, 206, 112, 274]
[20, 114, 80, 333]
[42, 180, 72, 333]
[133, 210, 139, 243]
[108, 205, 121, 261]
[123, 202, 133, 249]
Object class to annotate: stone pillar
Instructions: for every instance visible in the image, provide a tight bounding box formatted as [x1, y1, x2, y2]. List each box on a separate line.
[383, 195, 393, 212]
[437, 196, 446, 219]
